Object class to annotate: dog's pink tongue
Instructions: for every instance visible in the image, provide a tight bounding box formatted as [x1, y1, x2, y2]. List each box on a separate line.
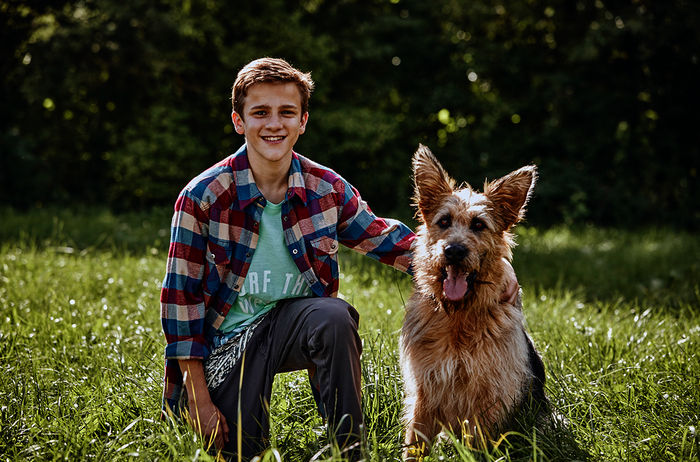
[443, 266, 468, 301]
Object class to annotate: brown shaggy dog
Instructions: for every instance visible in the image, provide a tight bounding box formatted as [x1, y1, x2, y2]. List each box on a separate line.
[401, 145, 547, 458]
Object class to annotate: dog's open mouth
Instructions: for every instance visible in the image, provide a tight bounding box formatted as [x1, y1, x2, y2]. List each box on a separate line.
[442, 266, 477, 301]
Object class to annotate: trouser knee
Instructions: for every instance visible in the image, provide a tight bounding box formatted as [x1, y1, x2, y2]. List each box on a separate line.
[309, 298, 361, 350]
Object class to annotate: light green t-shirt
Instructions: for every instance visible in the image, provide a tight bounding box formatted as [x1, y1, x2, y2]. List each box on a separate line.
[220, 200, 312, 334]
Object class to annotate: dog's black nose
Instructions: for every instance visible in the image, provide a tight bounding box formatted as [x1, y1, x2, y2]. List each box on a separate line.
[444, 244, 468, 263]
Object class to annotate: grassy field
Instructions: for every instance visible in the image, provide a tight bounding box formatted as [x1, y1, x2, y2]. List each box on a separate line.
[0, 207, 698, 461]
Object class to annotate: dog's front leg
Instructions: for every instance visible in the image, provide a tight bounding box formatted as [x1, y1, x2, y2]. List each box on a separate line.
[403, 405, 440, 461]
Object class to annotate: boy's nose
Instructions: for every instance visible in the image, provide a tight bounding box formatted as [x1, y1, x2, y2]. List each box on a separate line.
[266, 114, 283, 129]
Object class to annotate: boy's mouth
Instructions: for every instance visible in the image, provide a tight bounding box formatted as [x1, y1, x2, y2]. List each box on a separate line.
[262, 135, 286, 142]
[441, 266, 476, 301]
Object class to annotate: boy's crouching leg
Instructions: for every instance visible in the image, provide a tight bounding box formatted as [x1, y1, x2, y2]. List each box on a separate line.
[279, 297, 364, 459]
[273, 297, 364, 460]
[311, 298, 363, 449]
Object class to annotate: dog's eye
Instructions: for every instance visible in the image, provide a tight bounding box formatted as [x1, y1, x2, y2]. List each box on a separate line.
[437, 215, 451, 229]
[471, 218, 485, 232]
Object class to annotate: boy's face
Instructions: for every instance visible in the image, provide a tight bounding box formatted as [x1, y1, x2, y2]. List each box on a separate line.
[232, 82, 308, 173]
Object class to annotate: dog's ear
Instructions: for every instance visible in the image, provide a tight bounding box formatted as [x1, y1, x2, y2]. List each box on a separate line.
[412, 144, 455, 221]
[484, 165, 537, 231]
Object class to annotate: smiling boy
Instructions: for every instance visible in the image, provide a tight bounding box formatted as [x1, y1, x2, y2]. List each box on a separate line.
[160, 58, 415, 460]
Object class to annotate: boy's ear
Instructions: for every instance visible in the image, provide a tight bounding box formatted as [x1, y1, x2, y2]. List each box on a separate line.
[484, 165, 537, 231]
[299, 112, 309, 134]
[232, 112, 245, 135]
[412, 144, 455, 221]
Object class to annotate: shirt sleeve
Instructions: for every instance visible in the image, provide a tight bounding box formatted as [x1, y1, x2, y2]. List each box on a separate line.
[335, 179, 415, 274]
[160, 189, 211, 361]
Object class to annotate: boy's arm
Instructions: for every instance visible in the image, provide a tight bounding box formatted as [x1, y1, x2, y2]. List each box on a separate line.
[160, 190, 211, 408]
[335, 180, 415, 274]
[161, 190, 211, 359]
[162, 191, 231, 446]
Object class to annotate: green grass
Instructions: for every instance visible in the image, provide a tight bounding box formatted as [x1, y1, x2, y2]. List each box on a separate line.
[0, 207, 698, 461]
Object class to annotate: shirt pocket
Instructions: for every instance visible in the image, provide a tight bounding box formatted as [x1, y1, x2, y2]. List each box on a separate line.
[205, 240, 233, 290]
[309, 235, 339, 286]
[310, 235, 339, 255]
[206, 240, 232, 266]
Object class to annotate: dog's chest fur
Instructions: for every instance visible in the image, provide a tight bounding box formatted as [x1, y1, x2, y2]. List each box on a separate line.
[401, 289, 533, 430]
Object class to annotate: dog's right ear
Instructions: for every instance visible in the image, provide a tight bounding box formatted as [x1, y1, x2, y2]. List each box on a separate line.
[412, 144, 455, 221]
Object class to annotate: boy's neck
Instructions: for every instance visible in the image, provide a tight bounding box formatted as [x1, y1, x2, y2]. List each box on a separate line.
[249, 155, 291, 204]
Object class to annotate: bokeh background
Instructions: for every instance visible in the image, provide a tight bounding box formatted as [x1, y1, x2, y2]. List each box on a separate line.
[2, 0, 698, 228]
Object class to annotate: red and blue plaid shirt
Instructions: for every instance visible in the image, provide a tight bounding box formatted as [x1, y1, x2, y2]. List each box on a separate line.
[160, 144, 415, 411]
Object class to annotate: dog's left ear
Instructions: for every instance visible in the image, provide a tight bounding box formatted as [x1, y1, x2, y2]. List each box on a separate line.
[485, 165, 537, 231]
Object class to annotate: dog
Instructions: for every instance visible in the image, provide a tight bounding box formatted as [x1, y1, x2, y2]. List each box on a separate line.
[400, 145, 547, 458]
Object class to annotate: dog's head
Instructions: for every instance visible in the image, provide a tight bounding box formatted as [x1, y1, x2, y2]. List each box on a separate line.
[411, 144, 536, 306]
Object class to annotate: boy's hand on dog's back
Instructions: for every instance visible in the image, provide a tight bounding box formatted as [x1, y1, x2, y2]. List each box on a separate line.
[501, 258, 520, 305]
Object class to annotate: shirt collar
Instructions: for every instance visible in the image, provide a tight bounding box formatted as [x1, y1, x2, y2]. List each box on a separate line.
[231, 144, 308, 209]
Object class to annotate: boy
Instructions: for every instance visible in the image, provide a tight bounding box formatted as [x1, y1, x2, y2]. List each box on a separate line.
[160, 57, 517, 460]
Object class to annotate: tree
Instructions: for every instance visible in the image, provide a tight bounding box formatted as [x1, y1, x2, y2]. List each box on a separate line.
[2, 0, 697, 227]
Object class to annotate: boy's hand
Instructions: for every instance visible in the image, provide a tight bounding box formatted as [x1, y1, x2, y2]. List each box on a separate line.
[190, 399, 230, 450]
[179, 359, 229, 449]
[501, 258, 520, 305]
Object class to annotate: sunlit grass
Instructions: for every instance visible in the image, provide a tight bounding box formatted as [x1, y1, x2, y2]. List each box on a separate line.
[0, 208, 698, 461]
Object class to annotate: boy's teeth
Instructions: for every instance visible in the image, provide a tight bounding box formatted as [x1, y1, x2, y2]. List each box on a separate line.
[264, 136, 284, 141]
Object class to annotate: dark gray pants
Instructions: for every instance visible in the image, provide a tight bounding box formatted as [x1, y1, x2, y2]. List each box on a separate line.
[209, 297, 363, 460]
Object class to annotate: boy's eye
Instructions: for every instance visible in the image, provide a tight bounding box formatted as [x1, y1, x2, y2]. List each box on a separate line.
[471, 218, 485, 231]
[253, 110, 267, 116]
[437, 215, 451, 229]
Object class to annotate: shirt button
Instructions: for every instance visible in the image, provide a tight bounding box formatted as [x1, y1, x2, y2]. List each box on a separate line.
[283, 216, 288, 222]
[292, 249, 298, 255]
[246, 252, 251, 258]
[210, 253, 216, 259]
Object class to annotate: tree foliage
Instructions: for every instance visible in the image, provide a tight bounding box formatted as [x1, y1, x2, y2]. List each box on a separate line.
[1, 0, 698, 227]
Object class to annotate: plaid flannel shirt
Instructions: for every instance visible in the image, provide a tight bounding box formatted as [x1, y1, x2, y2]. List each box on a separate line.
[160, 144, 415, 411]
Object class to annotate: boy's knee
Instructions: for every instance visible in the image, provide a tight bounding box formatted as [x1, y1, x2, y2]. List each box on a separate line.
[308, 298, 360, 347]
[322, 297, 358, 326]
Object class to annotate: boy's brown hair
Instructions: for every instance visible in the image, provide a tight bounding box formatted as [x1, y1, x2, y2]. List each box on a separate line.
[232, 57, 315, 118]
